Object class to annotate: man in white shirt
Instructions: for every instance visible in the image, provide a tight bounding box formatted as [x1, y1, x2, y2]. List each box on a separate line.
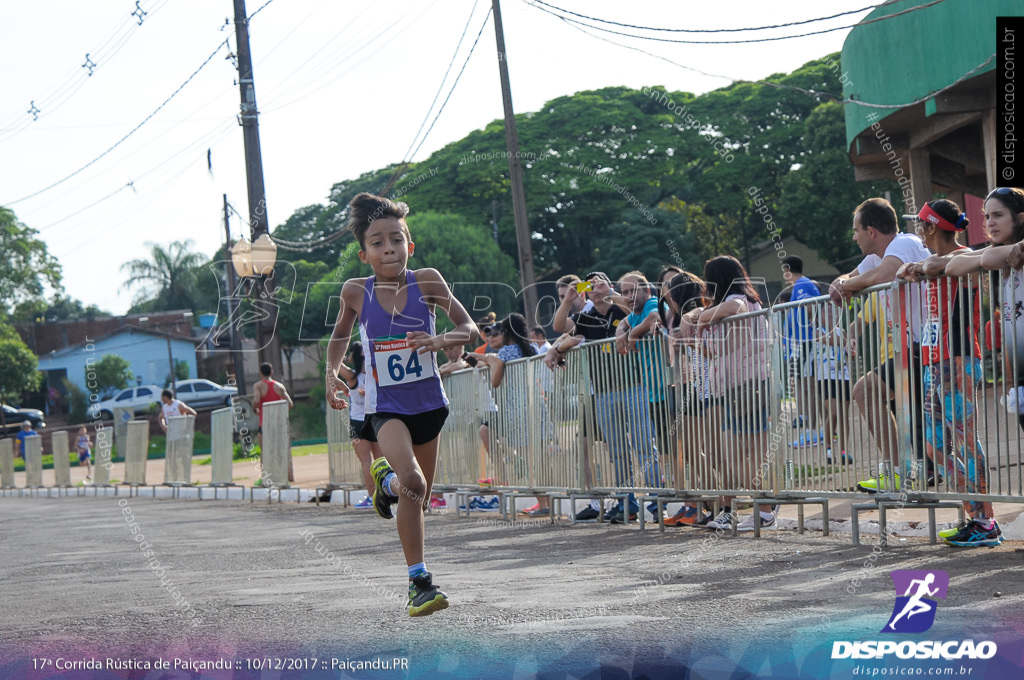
[159, 389, 197, 433]
[829, 198, 930, 493]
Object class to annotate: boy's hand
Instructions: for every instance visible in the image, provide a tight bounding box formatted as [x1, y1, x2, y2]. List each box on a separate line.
[326, 371, 349, 410]
[407, 331, 442, 353]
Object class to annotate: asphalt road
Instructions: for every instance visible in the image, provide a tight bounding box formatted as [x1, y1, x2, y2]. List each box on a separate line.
[1, 496, 1022, 680]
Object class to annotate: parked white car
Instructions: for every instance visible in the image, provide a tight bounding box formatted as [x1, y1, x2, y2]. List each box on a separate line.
[88, 385, 163, 420]
[172, 379, 237, 410]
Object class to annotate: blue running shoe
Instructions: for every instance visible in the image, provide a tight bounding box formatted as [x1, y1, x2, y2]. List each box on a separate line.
[353, 496, 373, 509]
[474, 496, 500, 512]
[944, 520, 1003, 548]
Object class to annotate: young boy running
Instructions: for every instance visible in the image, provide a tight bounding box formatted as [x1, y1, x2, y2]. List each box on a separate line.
[326, 192, 476, 616]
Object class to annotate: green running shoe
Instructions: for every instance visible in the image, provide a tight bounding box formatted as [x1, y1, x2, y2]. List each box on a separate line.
[939, 520, 969, 540]
[370, 457, 398, 520]
[408, 571, 449, 617]
[856, 472, 900, 493]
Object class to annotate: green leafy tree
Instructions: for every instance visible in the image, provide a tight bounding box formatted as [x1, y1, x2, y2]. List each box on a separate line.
[776, 100, 898, 269]
[0, 323, 42, 431]
[0, 207, 62, 318]
[91, 354, 134, 398]
[121, 240, 207, 312]
[11, 294, 107, 324]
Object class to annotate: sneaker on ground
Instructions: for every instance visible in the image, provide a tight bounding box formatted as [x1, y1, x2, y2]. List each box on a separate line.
[353, 496, 374, 509]
[521, 503, 540, 515]
[429, 497, 447, 510]
[477, 477, 494, 488]
[706, 509, 733, 530]
[574, 506, 600, 522]
[663, 506, 699, 526]
[370, 457, 398, 520]
[609, 509, 638, 524]
[944, 519, 1003, 548]
[474, 496, 500, 512]
[938, 521, 970, 540]
[857, 472, 901, 493]
[527, 507, 550, 517]
[408, 571, 450, 617]
[737, 509, 778, 532]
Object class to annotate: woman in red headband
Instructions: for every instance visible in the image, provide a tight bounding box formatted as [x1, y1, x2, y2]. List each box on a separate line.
[902, 195, 1015, 548]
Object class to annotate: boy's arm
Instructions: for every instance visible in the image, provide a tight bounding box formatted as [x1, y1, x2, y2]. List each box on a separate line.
[178, 402, 197, 417]
[410, 268, 478, 351]
[325, 280, 364, 410]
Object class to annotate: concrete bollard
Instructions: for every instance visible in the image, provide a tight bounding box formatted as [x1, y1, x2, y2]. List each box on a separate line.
[52, 431, 71, 487]
[0, 439, 13, 489]
[210, 407, 234, 485]
[123, 420, 149, 485]
[93, 426, 113, 486]
[164, 415, 195, 485]
[24, 435, 43, 488]
[260, 400, 290, 489]
[113, 407, 132, 454]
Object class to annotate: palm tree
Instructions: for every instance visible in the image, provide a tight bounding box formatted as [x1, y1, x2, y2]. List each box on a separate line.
[121, 240, 207, 311]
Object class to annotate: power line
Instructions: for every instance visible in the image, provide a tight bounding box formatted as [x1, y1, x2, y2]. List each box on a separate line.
[523, 0, 951, 45]
[3, 38, 230, 207]
[528, 0, 881, 33]
[400, 0, 482, 165]
[382, 6, 494, 196]
[0, 0, 171, 142]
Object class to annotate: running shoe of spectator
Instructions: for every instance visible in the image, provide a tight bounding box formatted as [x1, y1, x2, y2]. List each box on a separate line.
[943, 519, 1003, 548]
[706, 509, 734, 530]
[663, 506, 704, 526]
[527, 507, 550, 517]
[521, 503, 540, 515]
[474, 496, 500, 511]
[938, 520, 970, 541]
[477, 477, 495, 487]
[737, 506, 779, 532]
[429, 496, 447, 510]
[574, 506, 600, 522]
[354, 496, 374, 509]
[857, 471, 901, 493]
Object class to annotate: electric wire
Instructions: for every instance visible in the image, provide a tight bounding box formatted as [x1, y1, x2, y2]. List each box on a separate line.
[523, 0, 950, 45]
[2, 38, 230, 207]
[528, 0, 881, 33]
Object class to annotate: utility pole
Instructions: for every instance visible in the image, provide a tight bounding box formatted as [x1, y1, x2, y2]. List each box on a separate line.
[232, 0, 281, 370]
[223, 194, 246, 397]
[491, 0, 538, 326]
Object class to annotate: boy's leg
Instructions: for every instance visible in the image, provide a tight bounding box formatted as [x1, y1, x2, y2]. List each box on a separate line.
[376, 421, 427, 567]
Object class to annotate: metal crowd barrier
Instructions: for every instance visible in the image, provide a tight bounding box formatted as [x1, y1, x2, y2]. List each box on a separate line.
[437, 271, 1024, 535]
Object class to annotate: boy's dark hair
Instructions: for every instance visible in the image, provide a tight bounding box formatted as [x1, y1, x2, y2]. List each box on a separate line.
[347, 192, 410, 249]
[854, 198, 898, 235]
[259, 363, 273, 377]
[781, 255, 803, 274]
[555, 274, 580, 287]
[162, 389, 173, 400]
[529, 325, 545, 337]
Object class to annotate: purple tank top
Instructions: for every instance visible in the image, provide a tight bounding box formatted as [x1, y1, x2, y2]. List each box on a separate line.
[359, 270, 448, 415]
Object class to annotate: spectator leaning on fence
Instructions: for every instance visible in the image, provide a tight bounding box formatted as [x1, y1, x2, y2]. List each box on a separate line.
[473, 314, 546, 515]
[616, 270, 672, 514]
[662, 271, 715, 526]
[829, 197, 931, 493]
[895, 199, 999, 548]
[545, 271, 645, 522]
[697, 255, 774, 531]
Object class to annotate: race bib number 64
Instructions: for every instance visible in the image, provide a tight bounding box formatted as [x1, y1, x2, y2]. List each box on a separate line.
[373, 337, 436, 387]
